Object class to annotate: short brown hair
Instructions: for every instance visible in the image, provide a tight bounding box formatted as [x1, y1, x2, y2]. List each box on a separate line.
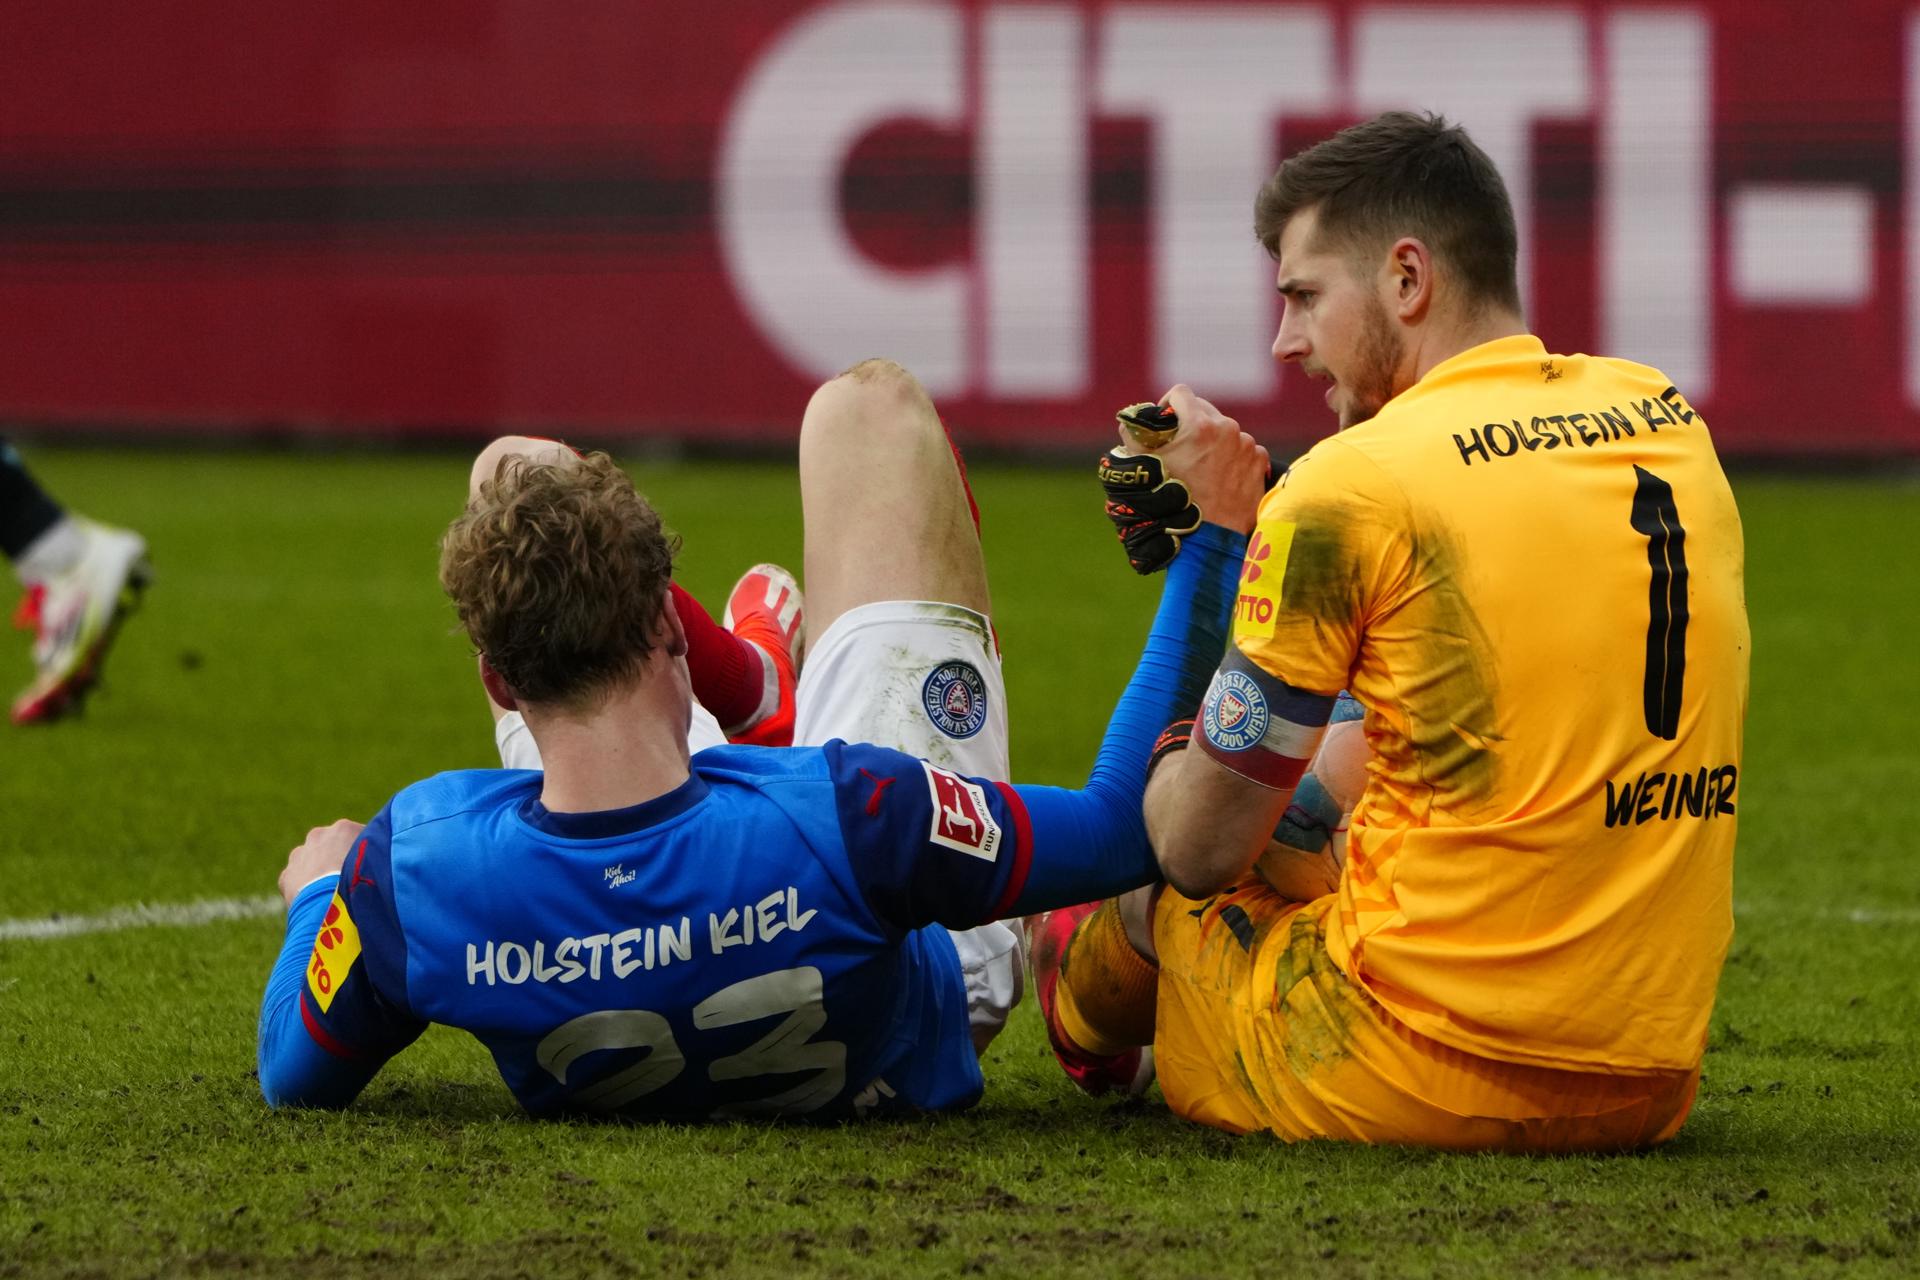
[1254, 111, 1521, 315]
[439, 451, 679, 707]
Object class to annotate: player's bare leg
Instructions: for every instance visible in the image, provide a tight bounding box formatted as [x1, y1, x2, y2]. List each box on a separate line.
[796, 359, 1021, 1054]
[798, 358, 989, 643]
[467, 435, 579, 503]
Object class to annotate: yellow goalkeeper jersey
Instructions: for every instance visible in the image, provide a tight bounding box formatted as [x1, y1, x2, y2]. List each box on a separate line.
[1236, 334, 1749, 1073]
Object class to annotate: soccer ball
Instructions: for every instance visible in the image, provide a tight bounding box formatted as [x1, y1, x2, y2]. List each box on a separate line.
[1251, 717, 1366, 903]
[1254, 827, 1344, 903]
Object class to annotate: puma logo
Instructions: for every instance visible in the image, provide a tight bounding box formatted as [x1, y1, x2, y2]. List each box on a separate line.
[859, 768, 897, 817]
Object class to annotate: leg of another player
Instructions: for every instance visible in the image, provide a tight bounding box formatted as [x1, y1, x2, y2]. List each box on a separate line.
[1029, 893, 1160, 1095]
[0, 438, 68, 570]
[466, 435, 579, 506]
[796, 361, 1019, 1056]
[798, 359, 989, 644]
[4, 437, 151, 724]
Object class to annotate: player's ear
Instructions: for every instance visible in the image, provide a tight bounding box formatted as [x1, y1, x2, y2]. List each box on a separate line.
[478, 655, 519, 713]
[1387, 236, 1432, 322]
[657, 592, 689, 660]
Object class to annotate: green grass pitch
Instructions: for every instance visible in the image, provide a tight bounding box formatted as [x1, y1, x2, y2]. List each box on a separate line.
[1, 448, 1916, 1279]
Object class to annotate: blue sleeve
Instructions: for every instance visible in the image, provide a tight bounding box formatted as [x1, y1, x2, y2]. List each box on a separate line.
[1006, 523, 1242, 914]
[830, 524, 1242, 930]
[823, 740, 1035, 934]
[256, 806, 427, 1109]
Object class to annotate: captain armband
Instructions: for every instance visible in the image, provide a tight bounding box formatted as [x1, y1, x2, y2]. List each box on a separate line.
[1195, 648, 1335, 790]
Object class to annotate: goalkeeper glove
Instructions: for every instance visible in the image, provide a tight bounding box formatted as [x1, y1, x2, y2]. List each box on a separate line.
[1100, 402, 1200, 575]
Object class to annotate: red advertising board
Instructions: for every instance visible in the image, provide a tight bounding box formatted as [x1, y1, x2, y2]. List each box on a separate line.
[1, 0, 1914, 454]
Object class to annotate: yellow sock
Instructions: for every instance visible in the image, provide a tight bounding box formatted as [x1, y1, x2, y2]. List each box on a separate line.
[1055, 901, 1158, 1055]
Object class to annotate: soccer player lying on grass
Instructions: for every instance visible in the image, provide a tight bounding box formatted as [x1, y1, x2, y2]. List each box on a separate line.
[258, 358, 1268, 1119]
[1033, 111, 1749, 1151]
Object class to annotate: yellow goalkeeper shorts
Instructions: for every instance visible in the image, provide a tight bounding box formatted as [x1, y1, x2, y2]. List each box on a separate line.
[1151, 886, 1699, 1150]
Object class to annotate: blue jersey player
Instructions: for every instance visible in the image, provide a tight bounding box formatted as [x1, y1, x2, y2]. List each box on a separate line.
[257, 359, 1269, 1120]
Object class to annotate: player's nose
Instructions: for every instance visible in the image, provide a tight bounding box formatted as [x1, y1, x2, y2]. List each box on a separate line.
[1271, 322, 1308, 365]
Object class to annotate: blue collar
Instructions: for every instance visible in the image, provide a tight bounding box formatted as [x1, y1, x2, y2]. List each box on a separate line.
[521, 771, 711, 840]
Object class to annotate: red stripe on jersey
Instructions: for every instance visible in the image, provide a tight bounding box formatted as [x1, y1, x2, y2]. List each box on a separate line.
[987, 781, 1035, 920]
[1197, 731, 1310, 790]
[299, 990, 363, 1061]
[349, 836, 376, 891]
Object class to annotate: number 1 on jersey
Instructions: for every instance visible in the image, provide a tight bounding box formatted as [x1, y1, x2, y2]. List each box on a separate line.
[1630, 466, 1689, 741]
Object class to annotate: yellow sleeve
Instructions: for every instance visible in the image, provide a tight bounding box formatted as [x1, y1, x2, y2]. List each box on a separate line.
[1231, 440, 1407, 697]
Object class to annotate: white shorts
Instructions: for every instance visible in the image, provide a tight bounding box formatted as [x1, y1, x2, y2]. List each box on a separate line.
[794, 600, 1008, 775]
[492, 600, 1025, 1051]
[492, 659, 727, 770]
[794, 599, 1022, 1051]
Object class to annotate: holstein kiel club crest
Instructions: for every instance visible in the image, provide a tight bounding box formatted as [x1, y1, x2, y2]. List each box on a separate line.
[922, 661, 989, 739]
[1204, 670, 1270, 752]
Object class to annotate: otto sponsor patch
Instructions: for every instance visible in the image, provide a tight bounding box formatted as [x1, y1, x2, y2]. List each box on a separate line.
[922, 763, 1002, 862]
[305, 892, 362, 1014]
[1203, 669, 1271, 754]
[1232, 518, 1296, 637]
[922, 660, 989, 739]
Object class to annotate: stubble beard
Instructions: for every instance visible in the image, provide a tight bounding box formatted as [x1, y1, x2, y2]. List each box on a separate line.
[1338, 298, 1404, 430]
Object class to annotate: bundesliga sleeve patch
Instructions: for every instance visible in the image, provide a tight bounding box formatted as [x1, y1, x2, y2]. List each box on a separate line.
[921, 762, 1003, 862]
[305, 891, 363, 1014]
[1198, 647, 1335, 789]
[922, 660, 989, 739]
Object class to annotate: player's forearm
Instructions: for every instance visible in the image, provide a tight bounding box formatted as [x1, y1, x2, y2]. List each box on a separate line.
[256, 877, 381, 1109]
[1145, 748, 1289, 898]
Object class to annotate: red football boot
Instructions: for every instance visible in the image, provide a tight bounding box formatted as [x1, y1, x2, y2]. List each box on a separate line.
[719, 563, 803, 747]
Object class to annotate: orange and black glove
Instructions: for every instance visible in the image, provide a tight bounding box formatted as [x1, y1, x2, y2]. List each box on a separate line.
[1099, 404, 1199, 575]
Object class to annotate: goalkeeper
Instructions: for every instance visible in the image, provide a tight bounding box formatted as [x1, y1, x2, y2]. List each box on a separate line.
[1035, 111, 1748, 1151]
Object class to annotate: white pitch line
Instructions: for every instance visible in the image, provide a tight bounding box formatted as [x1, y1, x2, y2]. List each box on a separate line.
[1, 895, 1913, 946]
[0, 894, 283, 943]
[1734, 900, 1920, 926]
[1839, 907, 1920, 925]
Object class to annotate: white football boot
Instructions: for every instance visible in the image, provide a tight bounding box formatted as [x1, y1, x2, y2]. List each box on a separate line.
[11, 518, 151, 724]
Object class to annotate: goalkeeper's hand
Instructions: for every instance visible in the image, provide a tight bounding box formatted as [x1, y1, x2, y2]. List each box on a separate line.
[1100, 446, 1202, 575]
[1100, 386, 1270, 574]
